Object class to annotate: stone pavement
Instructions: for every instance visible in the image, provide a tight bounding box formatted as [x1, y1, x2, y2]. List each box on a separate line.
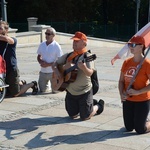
[0, 42, 150, 150]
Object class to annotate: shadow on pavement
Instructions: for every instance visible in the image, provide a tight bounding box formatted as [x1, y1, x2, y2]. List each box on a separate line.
[0, 117, 137, 149]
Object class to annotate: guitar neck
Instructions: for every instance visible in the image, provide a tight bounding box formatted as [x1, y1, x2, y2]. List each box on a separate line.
[64, 64, 77, 76]
[64, 54, 96, 76]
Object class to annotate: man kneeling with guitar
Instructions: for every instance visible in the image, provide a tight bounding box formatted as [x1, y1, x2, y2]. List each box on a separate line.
[52, 31, 104, 120]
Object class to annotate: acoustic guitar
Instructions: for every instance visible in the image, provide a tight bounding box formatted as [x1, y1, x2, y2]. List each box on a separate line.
[52, 54, 97, 91]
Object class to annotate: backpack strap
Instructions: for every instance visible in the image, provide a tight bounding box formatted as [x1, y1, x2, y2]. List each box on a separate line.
[2, 43, 8, 58]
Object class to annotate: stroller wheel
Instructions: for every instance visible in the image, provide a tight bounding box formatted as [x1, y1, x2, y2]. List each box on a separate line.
[0, 77, 7, 103]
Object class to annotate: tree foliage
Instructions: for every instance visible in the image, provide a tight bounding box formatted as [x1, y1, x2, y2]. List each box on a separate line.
[3, 0, 148, 26]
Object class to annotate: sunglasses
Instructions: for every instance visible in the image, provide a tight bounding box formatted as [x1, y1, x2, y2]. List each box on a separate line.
[45, 32, 53, 36]
[128, 43, 141, 48]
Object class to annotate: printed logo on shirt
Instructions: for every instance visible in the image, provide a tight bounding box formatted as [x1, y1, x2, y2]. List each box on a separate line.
[124, 66, 137, 82]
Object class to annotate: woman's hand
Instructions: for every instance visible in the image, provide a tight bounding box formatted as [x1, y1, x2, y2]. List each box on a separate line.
[120, 92, 128, 103]
[127, 88, 140, 96]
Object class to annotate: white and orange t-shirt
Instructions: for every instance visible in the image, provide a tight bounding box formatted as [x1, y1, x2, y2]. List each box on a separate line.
[121, 57, 150, 102]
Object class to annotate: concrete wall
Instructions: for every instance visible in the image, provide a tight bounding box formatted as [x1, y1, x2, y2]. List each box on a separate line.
[55, 32, 125, 48]
[16, 31, 41, 47]
[9, 29, 125, 48]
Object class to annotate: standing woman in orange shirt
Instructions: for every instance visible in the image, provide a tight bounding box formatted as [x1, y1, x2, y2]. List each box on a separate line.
[119, 35, 150, 134]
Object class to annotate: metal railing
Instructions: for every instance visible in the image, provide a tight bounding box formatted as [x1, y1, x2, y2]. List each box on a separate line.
[10, 22, 137, 42]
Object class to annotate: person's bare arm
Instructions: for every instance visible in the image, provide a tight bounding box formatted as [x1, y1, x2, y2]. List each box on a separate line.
[0, 35, 14, 44]
[52, 62, 62, 78]
[77, 61, 93, 76]
[118, 72, 128, 102]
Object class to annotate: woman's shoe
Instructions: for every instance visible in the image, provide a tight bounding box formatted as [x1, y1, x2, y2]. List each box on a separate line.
[32, 81, 38, 95]
[21, 80, 27, 85]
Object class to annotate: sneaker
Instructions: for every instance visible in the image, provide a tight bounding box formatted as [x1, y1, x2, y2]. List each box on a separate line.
[93, 99, 98, 105]
[32, 81, 38, 95]
[97, 99, 104, 115]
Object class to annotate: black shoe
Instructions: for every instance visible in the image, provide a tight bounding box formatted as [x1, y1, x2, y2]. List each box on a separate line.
[32, 81, 38, 95]
[97, 99, 104, 115]
[21, 80, 27, 85]
[93, 99, 98, 105]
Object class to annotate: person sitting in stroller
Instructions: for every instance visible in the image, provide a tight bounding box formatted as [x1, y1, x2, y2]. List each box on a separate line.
[0, 20, 38, 97]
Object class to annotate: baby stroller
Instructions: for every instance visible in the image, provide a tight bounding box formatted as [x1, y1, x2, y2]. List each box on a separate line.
[0, 44, 9, 103]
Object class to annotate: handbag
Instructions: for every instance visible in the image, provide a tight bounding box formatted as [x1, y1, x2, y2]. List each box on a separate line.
[0, 43, 8, 75]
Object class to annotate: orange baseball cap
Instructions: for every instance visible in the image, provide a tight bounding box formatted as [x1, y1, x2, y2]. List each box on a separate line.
[71, 31, 87, 41]
[128, 35, 145, 46]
